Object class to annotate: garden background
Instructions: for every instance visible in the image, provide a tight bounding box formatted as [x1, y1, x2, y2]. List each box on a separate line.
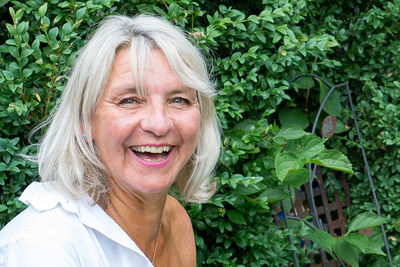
[0, 0, 399, 266]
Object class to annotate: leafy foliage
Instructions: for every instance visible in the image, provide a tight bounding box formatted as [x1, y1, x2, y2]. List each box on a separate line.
[0, 0, 398, 266]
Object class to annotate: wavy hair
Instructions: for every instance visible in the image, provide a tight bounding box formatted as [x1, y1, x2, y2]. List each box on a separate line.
[35, 15, 220, 204]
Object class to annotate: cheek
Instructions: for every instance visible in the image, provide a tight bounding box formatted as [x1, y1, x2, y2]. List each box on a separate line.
[93, 113, 128, 148]
[182, 111, 201, 144]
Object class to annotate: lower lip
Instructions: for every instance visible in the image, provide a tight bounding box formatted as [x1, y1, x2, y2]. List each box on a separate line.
[129, 147, 174, 168]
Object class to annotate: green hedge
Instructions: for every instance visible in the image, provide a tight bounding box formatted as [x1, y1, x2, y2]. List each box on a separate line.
[1, 0, 399, 266]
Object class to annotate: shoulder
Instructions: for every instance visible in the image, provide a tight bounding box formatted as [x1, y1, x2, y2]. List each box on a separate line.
[0, 203, 82, 243]
[164, 195, 196, 266]
[165, 195, 192, 224]
[0, 206, 84, 267]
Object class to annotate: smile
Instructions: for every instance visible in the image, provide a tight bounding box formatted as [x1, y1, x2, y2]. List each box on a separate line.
[131, 145, 172, 164]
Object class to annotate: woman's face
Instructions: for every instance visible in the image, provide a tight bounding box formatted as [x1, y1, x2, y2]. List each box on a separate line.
[91, 48, 200, 195]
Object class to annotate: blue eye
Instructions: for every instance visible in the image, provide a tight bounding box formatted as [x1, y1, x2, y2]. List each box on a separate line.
[171, 97, 189, 104]
[119, 97, 140, 105]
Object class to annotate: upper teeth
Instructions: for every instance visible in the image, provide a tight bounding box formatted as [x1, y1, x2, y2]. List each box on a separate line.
[132, 146, 171, 153]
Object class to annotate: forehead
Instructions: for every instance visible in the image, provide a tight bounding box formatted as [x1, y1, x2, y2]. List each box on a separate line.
[104, 47, 191, 95]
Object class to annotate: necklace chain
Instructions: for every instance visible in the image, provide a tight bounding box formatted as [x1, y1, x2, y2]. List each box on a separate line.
[108, 201, 162, 264]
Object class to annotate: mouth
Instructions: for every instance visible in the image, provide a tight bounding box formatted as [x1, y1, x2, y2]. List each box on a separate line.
[131, 145, 172, 163]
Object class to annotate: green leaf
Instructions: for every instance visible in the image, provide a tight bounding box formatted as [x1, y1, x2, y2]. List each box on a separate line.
[319, 79, 341, 117]
[304, 229, 335, 255]
[335, 119, 346, 134]
[291, 134, 326, 160]
[0, 204, 7, 212]
[256, 33, 266, 43]
[62, 23, 72, 35]
[365, 231, 386, 256]
[309, 150, 353, 173]
[38, 3, 47, 17]
[48, 27, 59, 40]
[275, 152, 304, 182]
[21, 48, 34, 58]
[8, 46, 18, 59]
[236, 183, 267, 196]
[76, 7, 86, 20]
[227, 210, 246, 225]
[22, 68, 33, 78]
[248, 15, 259, 24]
[6, 23, 15, 35]
[3, 70, 14, 80]
[275, 125, 306, 140]
[278, 108, 309, 129]
[347, 212, 387, 233]
[294, 76, 315, 89]
[344, 233, 368, 253]
[9, 6, 15, 19]
[334, 238, 360, 267]
[282, 167, 309, 188]
[257, 188, 290, 202]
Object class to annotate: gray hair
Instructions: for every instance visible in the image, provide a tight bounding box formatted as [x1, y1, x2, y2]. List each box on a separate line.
[35, 15, 220, 204]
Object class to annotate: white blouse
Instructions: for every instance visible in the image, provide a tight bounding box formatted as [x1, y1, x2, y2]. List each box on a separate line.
[0, 182, 153, 267]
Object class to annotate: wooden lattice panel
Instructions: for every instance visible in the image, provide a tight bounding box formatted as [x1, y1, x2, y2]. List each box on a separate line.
[273, 168, 351, 266]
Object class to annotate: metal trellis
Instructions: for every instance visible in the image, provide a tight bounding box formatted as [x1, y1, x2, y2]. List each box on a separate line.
[277, 73, 393, 267]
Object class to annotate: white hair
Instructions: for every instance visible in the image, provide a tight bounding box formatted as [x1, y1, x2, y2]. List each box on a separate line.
[35, 15, 220, 204]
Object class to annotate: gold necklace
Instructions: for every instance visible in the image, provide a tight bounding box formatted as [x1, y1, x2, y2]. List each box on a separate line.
[108, 200, 162, 264]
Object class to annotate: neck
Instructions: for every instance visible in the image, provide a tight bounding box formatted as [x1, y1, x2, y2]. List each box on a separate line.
[104, 180, 166, 263]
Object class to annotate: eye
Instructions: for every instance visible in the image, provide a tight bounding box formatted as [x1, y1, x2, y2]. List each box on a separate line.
[119, 97, 141, 105]
[170, 97, 190, 105]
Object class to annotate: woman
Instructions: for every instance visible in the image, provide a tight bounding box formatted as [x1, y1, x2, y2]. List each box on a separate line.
[0, 14, 220, 266]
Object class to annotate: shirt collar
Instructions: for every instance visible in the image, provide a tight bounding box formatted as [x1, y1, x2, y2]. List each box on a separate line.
[19, 182, 150, 263]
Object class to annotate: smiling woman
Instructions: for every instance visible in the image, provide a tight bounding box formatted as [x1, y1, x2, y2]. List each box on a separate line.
[0, 15, 220, 267]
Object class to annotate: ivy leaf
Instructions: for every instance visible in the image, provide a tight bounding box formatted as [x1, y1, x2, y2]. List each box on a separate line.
[309, 150, 353, 173]
[347, 212, 387, 233]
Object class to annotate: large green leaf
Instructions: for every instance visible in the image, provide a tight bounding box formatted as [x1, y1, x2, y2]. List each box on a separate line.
[282, 167, 310, 188]
[364, 233, 386, 256]
[304, 229, 335, 255]
[347, 212, 387, 233]
[285, 134, 326, 160]
[294, 76, 315, 89]
[309, 150, 353, 173]
[274, 125, 306, 140]
[275, 152, 304, 182]
[278, 108, 309, 129]
[334, 238, 360, 267]
[344, 233, 368, 253]
[257, 188, 290, 202]
[318, 79, 341, 117]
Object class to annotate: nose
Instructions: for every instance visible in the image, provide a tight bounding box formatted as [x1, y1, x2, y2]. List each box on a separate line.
[140, 104, 173, 137]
